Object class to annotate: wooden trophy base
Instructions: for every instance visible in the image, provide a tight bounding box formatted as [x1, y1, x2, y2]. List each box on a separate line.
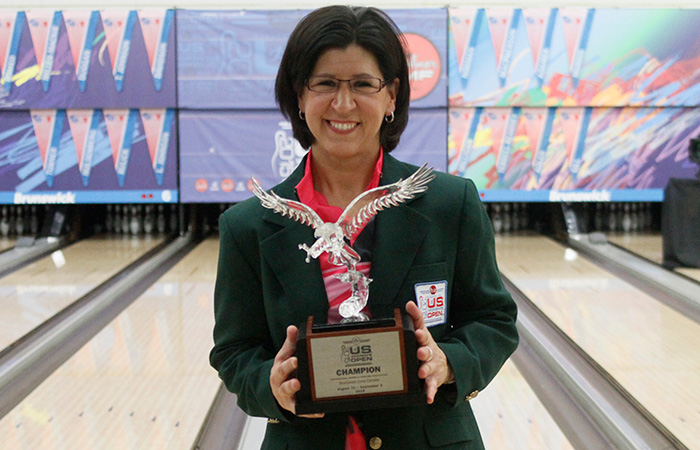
[295, 308, 425, 414]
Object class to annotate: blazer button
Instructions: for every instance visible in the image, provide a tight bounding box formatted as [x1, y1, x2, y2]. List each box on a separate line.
[465, 390, 479, 402]
[369, 436, 382, 449]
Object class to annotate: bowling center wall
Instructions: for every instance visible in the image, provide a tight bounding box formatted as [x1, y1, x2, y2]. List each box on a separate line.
[2, 6, 700, 208]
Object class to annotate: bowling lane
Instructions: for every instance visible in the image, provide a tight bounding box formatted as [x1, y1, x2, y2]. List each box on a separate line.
[0, 237, 220, 449]
[471, 359, 574, 449]
[495, 234, 700, 447]
[606, 232, 663, 264]
[0, 237, 16, 252]
[607, 231, 700, 282]
[0, 235, 164, 352]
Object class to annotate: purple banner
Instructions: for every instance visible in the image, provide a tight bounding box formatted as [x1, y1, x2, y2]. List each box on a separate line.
[0, 109, 178, 204]
[178, 108, 446, 203]
[177, 9, 308, 110]
[0, 9, 176, 110]
[176, 8, 446, 109]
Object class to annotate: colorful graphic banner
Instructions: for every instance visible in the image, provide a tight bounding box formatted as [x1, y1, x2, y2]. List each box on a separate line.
[178, 109, 447, 203]
[449, 8, 700, 107]
[0, 9, 175, 109]
[0, 11, 26, 93]
[66, 108, 101, 186]
[448, 107, 700, 201]
[63, 10, 100, 93]
[2, 7, 699, 205]
[0, 109, 178, 204]
[25, 10, 63, 92]
[177, 8, 447, 109]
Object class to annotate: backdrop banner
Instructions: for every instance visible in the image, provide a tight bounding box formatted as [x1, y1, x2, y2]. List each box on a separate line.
[448, 107, 700, 201]
[448, 8, 700, 107]
[0, 9, 176, 109]
[176, 8, 446, 109]
[178, 108, 447, 203]
[0, 109, 178, 204]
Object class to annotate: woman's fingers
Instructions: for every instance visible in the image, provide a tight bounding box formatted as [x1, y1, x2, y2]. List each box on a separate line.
[405, 301, 454, 404]
[275, 325, 298, 362]
[405, 301, 426, 336]
[271, 327, 299, 388]
[424, 377, 439, 404]
[270, 325, 324, 418]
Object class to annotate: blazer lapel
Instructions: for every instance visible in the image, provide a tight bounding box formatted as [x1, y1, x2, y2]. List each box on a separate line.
[369, 154, 431, 311]
[258, 157, 331, 323]
[370, 206, 430, 311]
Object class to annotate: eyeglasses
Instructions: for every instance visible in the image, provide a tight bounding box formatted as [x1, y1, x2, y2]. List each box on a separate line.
[306, 76, 390, 94]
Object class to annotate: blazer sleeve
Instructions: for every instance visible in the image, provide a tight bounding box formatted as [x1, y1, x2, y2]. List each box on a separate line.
[210, 210, 289, 421]
[437, 179, 519, 405]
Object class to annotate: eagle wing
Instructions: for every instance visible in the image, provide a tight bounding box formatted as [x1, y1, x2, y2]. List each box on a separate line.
[337, 163, 435, 238]
[251, 177, 324, 229]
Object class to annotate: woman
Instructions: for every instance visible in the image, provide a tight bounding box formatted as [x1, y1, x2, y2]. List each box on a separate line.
[211, 6, 518, 449]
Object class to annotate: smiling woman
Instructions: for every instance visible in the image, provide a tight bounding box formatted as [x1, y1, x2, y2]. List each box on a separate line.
[210, 5, 519, 450]
[296, 44, 397, 193]
[275, 6, 411, 155]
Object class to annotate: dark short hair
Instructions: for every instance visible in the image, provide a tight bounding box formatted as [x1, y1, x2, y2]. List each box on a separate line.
[275, 6, 410, 152]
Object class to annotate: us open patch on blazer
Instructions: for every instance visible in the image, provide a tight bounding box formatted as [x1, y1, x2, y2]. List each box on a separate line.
[414, 281, 447, 327]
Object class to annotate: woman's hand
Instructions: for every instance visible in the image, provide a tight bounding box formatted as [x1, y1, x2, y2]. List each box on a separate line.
[270, 325, 325, 419]
[406, 301, 455, 404]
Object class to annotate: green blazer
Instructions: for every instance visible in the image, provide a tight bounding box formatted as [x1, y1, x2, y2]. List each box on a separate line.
[211, 153, 518, 449]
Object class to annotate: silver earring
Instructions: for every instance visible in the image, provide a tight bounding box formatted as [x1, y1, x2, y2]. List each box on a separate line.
[385, 111, 395, 123]
[299, 110, 305, 121]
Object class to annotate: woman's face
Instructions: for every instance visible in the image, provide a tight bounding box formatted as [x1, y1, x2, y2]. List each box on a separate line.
[298, 44, 398, 163]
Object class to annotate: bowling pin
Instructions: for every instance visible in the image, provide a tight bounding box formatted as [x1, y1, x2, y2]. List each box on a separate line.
[114, 205, 122, 234]
[0, 206, 9, 237]
[169, 204, 178, 233]
[630, 203, 639, 232]
[129, 205, 141, 235]
[622, 203, 632, 233]
[143, 205, 154, 235]
[157, 204, 166, 234]
[14, 206, 25, 236]
[608, 203, 617, 231]
[30, 205, 39, 235]
[492, 204, 503, 234]
[106, 205, 113, 234]
[8, 205, 16, 236]
[502, 203, 512, 233]
[121, 205, 130, 234]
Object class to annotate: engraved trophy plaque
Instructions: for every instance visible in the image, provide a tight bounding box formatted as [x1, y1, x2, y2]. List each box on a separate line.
[252, 164, 434, 413]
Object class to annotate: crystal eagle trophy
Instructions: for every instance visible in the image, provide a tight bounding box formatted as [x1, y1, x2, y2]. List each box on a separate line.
[252, 164, 434, 413]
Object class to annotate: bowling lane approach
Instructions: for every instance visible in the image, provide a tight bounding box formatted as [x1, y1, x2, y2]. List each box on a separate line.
[0, 235, 165, 352]
[607, 231, 700, 282]
[496, 233, 700, 448]
[0, 237, 16, 253]
[0, 237, 220, 449]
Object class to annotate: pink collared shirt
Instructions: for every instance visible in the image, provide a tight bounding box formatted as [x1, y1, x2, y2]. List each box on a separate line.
[295, 150, 383, 324]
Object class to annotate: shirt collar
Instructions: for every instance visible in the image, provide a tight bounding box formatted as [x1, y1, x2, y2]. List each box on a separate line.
[296, 149, 384, 223]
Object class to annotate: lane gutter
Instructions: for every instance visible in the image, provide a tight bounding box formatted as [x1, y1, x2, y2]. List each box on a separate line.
[0, 233, 199, 420]
[0, 236, 69, 279]
[566, 233, 700, 326]
[504, 274, 685, 450]
[191, 384, 248, 450]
